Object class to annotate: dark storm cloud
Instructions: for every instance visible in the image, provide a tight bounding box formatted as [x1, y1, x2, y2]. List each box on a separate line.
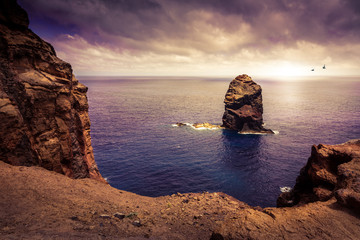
[18, 0, 170, 43]
[165, 0, 264, 17]
[18, 0, 360, 51]
[164, 0, 360, 42]
[332, 0, 360, 34]
[16, 0, 360, 76]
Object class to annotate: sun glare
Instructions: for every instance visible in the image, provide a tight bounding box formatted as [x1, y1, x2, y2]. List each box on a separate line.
[267, 62, 309, 77]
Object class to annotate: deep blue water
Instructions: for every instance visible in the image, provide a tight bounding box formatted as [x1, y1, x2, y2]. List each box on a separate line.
[80, 76, 360, 207]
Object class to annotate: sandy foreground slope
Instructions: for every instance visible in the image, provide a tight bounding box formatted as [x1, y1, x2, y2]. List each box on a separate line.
[1, 161, 359, 240]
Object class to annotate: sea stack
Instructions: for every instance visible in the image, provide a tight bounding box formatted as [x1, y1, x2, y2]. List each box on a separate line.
[222, 74, 274, 134]
[277, 139, 360, 211]
[0, 0, 105, 182]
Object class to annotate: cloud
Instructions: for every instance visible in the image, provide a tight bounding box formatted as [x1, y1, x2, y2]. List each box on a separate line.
[51, 33, 360, 77]
[18, 0, 360, 76]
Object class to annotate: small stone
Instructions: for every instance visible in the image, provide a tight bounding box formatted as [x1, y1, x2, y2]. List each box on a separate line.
[114, 212, 125, 219]
[210, 232, 225, 240]
[99, 214, 111, 219]
[126, 212, 138, 218]
[132, 220, 142, 227]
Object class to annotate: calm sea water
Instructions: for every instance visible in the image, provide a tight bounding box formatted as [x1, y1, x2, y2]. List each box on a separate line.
[80, 76, 360, 207]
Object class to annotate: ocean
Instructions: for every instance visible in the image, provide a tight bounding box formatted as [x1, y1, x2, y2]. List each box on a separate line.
[80, 76, 360, 207]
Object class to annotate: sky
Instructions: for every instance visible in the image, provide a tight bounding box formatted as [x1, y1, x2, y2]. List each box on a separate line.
[18, 0, 360, 77]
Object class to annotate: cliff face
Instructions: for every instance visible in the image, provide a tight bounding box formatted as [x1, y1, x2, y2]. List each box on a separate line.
[278, 140, 360, 212]
[0, 0, 105, 182]
[222, 74, 273, 134]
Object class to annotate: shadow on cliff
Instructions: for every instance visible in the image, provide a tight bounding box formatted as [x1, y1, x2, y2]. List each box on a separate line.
[327, 202, 360, 219]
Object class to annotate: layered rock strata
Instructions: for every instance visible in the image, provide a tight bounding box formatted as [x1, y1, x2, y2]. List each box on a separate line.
[278, 139, 360, 212]
[222, 74, 273, 134]
[0, 0, 105, 182]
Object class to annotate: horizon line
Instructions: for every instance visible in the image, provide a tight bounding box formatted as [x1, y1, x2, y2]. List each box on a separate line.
[76, 74, 360, 80]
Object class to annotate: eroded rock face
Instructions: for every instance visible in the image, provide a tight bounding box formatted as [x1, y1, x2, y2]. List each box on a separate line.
[222, 74, 273, 134]
[0, 0, 105, 182]
[278, 139, 360, 212]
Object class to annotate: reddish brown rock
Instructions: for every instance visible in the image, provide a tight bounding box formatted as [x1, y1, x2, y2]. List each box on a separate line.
[0, 0, 105, 182]
[278, 139, 360, 212]
[222, 74, 273, 134]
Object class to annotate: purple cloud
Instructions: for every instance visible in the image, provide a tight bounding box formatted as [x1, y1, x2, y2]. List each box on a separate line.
[16, 0, 360, 76]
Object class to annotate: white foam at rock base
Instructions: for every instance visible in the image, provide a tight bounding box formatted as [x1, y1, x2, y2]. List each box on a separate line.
[280, 186, 292, 193]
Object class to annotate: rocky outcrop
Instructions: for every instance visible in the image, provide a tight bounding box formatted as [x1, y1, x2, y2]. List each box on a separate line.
[192, 122, 223, 129]
[173, 122, 223, 130]
[0, 0, 105, 182]
[278, 139, 360, 212]
[222, 74, 273, 134]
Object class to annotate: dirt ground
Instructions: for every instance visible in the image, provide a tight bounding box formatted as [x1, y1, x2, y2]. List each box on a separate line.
[1, 161, 359, 240]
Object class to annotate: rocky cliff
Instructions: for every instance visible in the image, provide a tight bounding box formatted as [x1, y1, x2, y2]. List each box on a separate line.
[278, 139, 360, 212]
[0, 0, 105, 182]
[222, 74, 274, 134]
